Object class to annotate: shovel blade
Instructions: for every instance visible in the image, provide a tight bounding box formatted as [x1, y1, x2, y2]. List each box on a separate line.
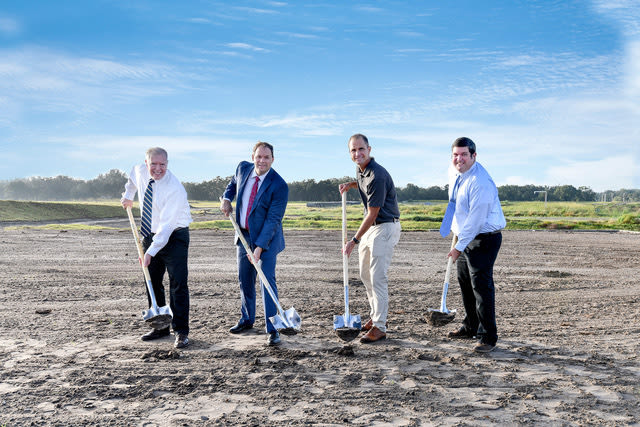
[426, 308, 456, 327]
[333, 314, 362, 330]
[335, 327, 361, 342]
[143, 305, 173, 330]
[269, 307, 301, 335]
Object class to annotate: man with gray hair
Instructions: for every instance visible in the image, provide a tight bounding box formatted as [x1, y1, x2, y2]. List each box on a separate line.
[121, 147, 193, 349]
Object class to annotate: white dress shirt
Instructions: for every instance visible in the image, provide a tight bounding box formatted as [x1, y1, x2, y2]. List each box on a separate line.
[450, 161, 506, 252]
[123, 164, 192, 257]
[239, 169, 270, 228]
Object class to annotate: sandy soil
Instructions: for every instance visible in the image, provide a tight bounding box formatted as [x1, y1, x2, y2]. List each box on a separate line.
[1, 225, 639, 426]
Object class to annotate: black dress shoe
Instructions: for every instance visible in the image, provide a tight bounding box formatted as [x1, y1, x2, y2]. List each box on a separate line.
[268, 331, 281, 346]
[447, 327, 476, 339]
[229, 321, 254, 334]
[141, 327, 170, 341]
[174, 333, 189, 349]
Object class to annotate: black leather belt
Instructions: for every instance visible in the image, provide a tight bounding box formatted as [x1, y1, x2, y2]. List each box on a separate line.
[373, 217, 400, 226]
[146, 226, 189, 239]
[476, 230, 501, 238]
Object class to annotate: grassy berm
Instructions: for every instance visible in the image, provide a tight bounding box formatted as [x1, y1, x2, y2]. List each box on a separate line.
[2, 199, 640, 231]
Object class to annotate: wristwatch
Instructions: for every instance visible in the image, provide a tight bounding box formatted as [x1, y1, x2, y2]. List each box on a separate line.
[351, 236, 360, 244]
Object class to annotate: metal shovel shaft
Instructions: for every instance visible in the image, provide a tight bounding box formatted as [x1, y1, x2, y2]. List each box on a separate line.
[334, 191, 361, 330]
[342, 191, 348, 315]
[343, 253, 350, 320]
[227, 213, 301, 332]
[439, 256, 453, 313]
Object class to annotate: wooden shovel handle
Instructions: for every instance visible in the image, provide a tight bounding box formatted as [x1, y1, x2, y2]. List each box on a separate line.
[444, 234, 458, 283]
[126, 206, 152, 282]
[450, 234, 458, 250]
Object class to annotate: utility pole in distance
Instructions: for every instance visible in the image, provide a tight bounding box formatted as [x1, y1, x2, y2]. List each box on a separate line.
[534, 190, 548, 211]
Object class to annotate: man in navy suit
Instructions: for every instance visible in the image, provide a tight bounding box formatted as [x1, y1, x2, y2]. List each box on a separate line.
[220, 141, 289, 346]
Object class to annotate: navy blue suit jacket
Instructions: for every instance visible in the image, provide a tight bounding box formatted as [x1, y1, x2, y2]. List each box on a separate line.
[223, 161, 288, 253]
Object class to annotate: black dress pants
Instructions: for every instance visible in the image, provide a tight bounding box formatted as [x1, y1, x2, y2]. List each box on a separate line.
[457, 232, 502, 346]
[143, 227, 190, 334]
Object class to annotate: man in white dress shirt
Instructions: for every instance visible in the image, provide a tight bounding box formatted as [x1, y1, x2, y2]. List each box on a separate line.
[443, 137, 506, 353]
[121, 147, 193, 349]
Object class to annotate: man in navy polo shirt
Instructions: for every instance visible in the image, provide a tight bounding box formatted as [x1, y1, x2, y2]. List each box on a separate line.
[339, 134, 401, 343]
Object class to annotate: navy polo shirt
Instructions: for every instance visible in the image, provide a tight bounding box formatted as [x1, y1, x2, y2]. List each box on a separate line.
[356, 158, 400, 223]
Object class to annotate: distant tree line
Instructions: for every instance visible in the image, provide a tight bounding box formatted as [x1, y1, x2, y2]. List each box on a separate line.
[0, 170, 128, 201]
[0, 170, 638, 202]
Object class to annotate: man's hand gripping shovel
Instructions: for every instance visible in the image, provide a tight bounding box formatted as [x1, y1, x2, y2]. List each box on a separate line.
[224, 203, 301, 335]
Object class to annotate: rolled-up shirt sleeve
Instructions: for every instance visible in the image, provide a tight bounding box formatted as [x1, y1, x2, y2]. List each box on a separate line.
[122, 166, 140, 201]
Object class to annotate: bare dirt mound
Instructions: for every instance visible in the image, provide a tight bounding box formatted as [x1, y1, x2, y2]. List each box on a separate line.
[1, 228, 638, 425]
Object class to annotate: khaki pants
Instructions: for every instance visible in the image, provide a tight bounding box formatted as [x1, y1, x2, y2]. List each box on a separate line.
[358, 221, 401, 332]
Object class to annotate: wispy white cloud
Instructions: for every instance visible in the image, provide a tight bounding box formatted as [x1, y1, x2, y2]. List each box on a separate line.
[225, 42, 269, 52]
[354, 5, 384, 13]
[48, 135, 250, 180]
[234, 6, 280, 15]
[545, 156, 633, 191]
[395, 48, 429, 54]
[179, 111, 344, 137]
[395, 31, 423, 38]
[183, 17, 213, 24]
[0, 16, 19, 35]
[308, 26, 330, 32]
[625, 40, 640, 99]
[592, 0, 640, 37]
[276, 31, 319, 39]
[0, 47, 181, 120]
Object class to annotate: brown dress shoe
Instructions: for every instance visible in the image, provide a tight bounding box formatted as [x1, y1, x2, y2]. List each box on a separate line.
[361, 319, 387, 332]
[360, 326, 386, 343]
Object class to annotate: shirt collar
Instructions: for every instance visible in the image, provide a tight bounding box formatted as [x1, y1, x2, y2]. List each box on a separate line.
[148, 170, 168, 183]
[251, 168, 270, 182]
[459, 161, 478, 180]
[358, 157, 376, 177]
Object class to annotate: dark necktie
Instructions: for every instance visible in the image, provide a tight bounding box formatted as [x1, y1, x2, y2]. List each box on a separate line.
[245, 176, 260, 230]
[439, 175, 461, 237]
[140, 178, 154, 238]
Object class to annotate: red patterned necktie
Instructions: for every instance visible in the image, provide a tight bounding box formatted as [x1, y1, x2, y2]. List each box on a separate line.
[245, 176, 260, 229]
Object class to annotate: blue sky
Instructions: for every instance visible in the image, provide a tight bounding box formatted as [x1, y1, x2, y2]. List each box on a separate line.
[1, 1, 638, 191]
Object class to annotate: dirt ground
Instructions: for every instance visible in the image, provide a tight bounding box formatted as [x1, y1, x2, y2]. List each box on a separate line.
[1, 223, 639, 426]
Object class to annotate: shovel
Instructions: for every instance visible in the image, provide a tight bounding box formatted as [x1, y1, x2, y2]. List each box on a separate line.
[427, 235, 458, 326]
[126, 206, 173, 330]
[333, 192, 362, 342]
[226, 211, 301, 336]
